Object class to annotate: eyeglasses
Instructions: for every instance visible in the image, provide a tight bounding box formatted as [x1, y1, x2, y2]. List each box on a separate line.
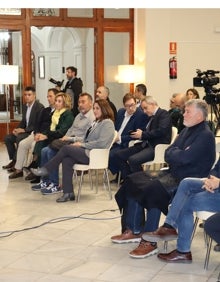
[125, 103, 136, 109]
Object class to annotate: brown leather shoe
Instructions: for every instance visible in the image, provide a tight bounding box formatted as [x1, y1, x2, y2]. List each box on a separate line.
[9, 171, 23, 179]
[111, 229, 142, 244]
[129, 239, 158, 258]
[142, 226, 178, 242]
[2, 160, 15, 170]
[158, 249, 192, 263]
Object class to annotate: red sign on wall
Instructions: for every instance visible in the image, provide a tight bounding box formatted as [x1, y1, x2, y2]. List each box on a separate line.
[169, 42, 177, 55]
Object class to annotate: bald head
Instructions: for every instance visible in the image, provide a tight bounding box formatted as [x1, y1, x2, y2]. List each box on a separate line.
[173, 93, 186, 110]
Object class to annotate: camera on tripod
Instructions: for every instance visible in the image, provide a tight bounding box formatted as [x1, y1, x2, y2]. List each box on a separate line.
[193, 69, 220, 104]
[49, 77, 64, 88]
[193, 69, 220, 135]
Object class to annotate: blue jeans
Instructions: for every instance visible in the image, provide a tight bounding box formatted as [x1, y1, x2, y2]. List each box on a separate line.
[165, 178, 220, 252]
[41, 146, 58, 185]
[126, 198, 161, 234]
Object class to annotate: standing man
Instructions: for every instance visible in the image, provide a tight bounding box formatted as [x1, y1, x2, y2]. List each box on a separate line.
[2, 86, 44, 171]
[63, 66, 83, 117]
[115, 96, 172, 180]
[95, 85, 117, 122]
[111, 99, 216, 260]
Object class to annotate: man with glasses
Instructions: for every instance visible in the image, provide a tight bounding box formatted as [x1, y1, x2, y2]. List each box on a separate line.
[2, 86, 44, 172]
[108, 93, 147, 183]
[115, 96, 172, 180]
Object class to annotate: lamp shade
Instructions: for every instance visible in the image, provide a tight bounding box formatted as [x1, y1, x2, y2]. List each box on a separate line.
[117, 65, 144, 83]
[0, 65, 19, 85]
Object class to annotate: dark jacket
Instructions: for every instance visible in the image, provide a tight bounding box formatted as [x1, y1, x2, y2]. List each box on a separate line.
[115, 121, 216, 215]
[141, 107, 172, 148]
[115, 107, 148, 148]
[64, 77, 83, 117]
[45, 110, 74, 143]
[19, 100, 45, 133]
[34, 107, 54, 134]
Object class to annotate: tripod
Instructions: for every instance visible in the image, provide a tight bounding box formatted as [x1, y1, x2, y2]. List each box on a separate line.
[208, 101, 220, 136]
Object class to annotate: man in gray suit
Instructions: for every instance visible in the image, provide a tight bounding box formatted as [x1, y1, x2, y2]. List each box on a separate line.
[2, 86, 44, 171]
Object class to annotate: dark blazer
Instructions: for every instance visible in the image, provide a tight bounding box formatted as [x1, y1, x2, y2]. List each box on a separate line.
[115, 107, 148, 148]
[34, 107, 54, 134]
[107, 98, 117, 122]
[141, 107, 172, 148]
[45, 110, 74, 142]
[19, 100, 45, 133]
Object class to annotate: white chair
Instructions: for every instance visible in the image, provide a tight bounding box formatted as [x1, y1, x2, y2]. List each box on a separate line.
[191, 211, 216, 270]
[142, 126, 178, 170]
[73, 131, 117, 202]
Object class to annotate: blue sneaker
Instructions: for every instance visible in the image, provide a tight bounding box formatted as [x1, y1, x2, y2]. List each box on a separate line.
[31, 181, 50, 191]
[41, 183, 61, 195]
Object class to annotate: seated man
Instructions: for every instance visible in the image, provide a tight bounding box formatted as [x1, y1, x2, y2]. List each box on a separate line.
[95, 85, 117, 122]
[2, 86, 44, 171]
[111, 99, 216, 260]
[109, 93, 147, 182]
[115, 96, 172, 180]
[143, 158, 220, 264]
[134, 83, 147, 107]
[8, 88, 58, 179]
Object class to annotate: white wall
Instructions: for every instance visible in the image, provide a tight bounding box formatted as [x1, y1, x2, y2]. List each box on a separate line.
[135, 8, 220, 110]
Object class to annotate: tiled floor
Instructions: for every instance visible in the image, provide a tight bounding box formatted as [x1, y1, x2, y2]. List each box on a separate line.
[0, 142, 219, 281]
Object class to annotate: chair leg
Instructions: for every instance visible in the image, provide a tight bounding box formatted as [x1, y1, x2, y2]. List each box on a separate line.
[191, 217, 199, 242]
[104, 169, 112, 200]
[117, 171, 121, 187]
[76, 171, 84, 202]
[164, 241, 168, 252]
[204, 235, 213, 270]
[88, 170, 93, 190]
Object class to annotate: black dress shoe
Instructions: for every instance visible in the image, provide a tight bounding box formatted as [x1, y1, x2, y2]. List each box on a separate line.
[25, 172, 37, 181]
[7, 167, 16, 173]
[214, 243, 220, 252]
[30, 176, 41, 184]
[158, 249, 192, 263]
[31, 167, 48, 177]
[2, 160, 15, 170]
[56, 193, 75, 203]
[9, 171, 23, 179]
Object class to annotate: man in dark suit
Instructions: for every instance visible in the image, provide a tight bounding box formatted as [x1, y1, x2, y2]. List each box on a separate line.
[108, 93, 148, 181]
[2, 86, 44, 170]
[63, 66, 83, 117]
[115, 96, 172, 180]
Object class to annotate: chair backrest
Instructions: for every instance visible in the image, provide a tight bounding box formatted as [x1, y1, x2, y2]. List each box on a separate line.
[88, 130, 117, 170]
[171, 126, 178, 144]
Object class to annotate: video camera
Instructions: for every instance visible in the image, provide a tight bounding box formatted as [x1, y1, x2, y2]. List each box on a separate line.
[49, 77, 64, 88]
[193, 69, 220, 88]
[193, 69, 220, 104]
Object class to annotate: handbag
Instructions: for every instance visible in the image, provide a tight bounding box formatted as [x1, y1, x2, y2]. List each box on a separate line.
[49, 139, 72, 151]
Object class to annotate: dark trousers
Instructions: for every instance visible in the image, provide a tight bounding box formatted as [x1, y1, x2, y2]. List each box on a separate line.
[115, 143, 154, 179]
[44, 144, 89, 193]
[204, 213, 220, 245]
[4, 132, 29, 161]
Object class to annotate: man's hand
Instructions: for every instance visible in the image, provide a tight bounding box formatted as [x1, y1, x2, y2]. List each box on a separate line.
[130, 129, 142, 139]
[202, 175, 220, 193]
